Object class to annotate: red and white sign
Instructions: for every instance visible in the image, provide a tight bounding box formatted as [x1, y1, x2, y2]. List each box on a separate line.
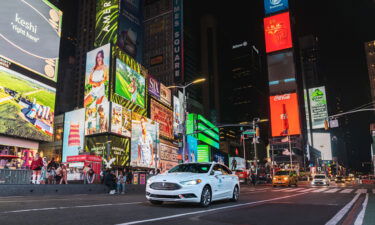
[264, 12, 293, 53]
[150, 99, 173, 139]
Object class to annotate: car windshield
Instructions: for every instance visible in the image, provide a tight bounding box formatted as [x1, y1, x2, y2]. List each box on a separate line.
[275, 171, 289, 176]
[314, 175, 326, 179]
[168, 163, 211, 173]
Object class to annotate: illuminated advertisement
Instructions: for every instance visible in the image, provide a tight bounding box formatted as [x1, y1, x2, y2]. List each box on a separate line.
[150, 99, 173, 139]
[173, 0, 184, 81]
[212, 149, 227, 165]
[159, 83, 171, 106]
[148, 75, 160, 99]
[197, 145, 210, 162]
[0, 66, 55, 142]
[85, 135, 130, 167]
[62, 108, 85, 162]
[264, 12, 292, 53]
[130, 113, 159, 168]
[0, 0, 62, 82]
[312, 132, 332, 160]
[267, 51, 295, 82]
[186, 113, 220, 149]
[264, 0, 289, 15]
[270, 93, 301, 137]
[229, 157, 246, 171]
[187, 135, 198, 162]
[115, 58, 146, 108]
[110, 102, 131, 137]
[85, 101, 110, 135]
[84, 44, 110, 108]
[117, 0, 143, 63]
[309, 86, 328, 129]
[95, 0, 119, 48]
[158, 143, 179, 173]
[173, 95, 182, 137]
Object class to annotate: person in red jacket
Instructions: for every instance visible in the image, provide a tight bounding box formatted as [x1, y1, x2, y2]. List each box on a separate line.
[30, 153, 43, 184]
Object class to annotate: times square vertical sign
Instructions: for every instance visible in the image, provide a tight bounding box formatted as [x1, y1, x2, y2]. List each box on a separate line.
[173, 0, 184, 82]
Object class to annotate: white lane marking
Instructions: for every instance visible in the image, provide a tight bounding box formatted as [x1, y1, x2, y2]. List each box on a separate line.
[297, 188, 314, 193]
[324, 188, 340, 193]
[312, 188, 329, 193]
[354, 193, 368, 225]
[325, 193, 361, 225]
[279, 188, 298, 192]
[340, 189, 354, 194]
[0, 202, 143, 214]
[355, 189, 367, 194]
[116, 193, 308, 225]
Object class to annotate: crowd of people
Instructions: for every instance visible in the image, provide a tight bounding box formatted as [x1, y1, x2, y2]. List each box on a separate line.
[30, 153, 69, 184]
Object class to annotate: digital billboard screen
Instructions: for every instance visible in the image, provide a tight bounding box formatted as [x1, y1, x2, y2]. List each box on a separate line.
[160, 83, 171, 106]
[229, 157, 245, 171]
[150, 99, 173, 139]
[115, 58, 146, 108]
[267, 51, 295, 82]
[0, 65, 56, 141]
[309, 86, 328, 129]
[63, 108, 85, 162]
[264, 12, 292, 53]
[264, 0, 289, 15]
[269, 78, 297, 95]
[270, 93, 301, 137]
[110, 102, 131, 137]
[158, 143, 179, 173]
[173, 95, 182, 137]
[312, 132, 332, 160]
[0, 0, 62, 82]
[95, 0, 119, 48]
[148, 75, 160, 99]
[130, 113, 159, 168]
[85, 101, 110, 135]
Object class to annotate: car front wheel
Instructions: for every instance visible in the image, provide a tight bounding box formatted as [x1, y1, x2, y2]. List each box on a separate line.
[200, 186, 212, 207]
[231, 185, 239, 202]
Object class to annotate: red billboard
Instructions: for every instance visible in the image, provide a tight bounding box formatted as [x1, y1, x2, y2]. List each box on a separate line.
[150, 99, 173, 139]
[264, 12, 293, 53]
[270, 93, 301, 137]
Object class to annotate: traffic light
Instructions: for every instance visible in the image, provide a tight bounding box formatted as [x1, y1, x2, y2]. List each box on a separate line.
[324, 119, 329, 130]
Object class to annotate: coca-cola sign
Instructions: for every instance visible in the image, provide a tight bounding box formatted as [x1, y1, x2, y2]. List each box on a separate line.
[273, 94, 291, 101]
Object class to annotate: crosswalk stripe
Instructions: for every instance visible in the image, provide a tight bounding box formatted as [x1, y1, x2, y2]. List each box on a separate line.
[312, 188, 329, 192]
[298, 188, 315, 192]
[340, 189, 354, 193]
[324, 188, 340, 193]
[276, 188, 294, 192]
[355, 189, 367, 194]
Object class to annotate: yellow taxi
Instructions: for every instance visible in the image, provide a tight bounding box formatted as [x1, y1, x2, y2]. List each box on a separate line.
[272, 170, 298, 187]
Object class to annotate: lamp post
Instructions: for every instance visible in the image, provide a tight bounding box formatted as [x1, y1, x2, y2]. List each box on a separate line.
[168, 78, 206, 162]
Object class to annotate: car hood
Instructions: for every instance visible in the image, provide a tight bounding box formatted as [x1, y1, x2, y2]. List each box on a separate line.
[149, 173, 206, 183]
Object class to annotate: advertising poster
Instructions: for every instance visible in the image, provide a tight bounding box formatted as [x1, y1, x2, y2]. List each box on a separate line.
[197, 145, 210, 162]
[264, 0, 289, 15]
[148, 75, 160, 99]
[139, 173, 146, 184]
[85, 101, 110, 135]
[150, 99, 173, 139]
[62, 108, 85, 162]
[0, 66, 55, 141]
[264, 12, 292, 53]
[111, 102, 131, 137]
[95, 0, 119, 48]
[173, 0, 184, 82]
[158, 143, 179, 173]
[130, 113, 159, 168]
[229, 157, 246, 171]
[187, 135, 198, 163]
[312, 132, 332, 161]
[0, 0, 62, 82]
[212, 149, 227, 165]
[270, 93, 301, 137]
[118, 0, 143, 63]
[159, 83, 171, 106]
[173, 95, 182, 137]
[309, 87, 328, 129]
[115, 58, 145, 108]
[133, 173, 139, 184]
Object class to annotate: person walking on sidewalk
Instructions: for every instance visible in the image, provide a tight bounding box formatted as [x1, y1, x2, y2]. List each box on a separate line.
[60, 164, 68, 184]
[117, 171, 126, 194]
[30, 153, 43, 184]
[105, 170, 116, 194]
[86, 167, 96, 184]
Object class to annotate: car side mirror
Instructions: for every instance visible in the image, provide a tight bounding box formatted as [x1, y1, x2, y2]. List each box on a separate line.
[214, 171, 222, 176]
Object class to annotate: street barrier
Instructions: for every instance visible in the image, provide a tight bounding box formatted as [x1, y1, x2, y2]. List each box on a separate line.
[0, 169, 32, 184]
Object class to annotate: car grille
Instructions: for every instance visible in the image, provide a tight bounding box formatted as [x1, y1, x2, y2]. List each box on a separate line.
[149, 194, 180, 199]
[149, 182, 181, 190]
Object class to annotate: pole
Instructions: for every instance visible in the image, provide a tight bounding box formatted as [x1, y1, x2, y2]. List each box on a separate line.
[242, 134, 246, 167]
[182, 86, 186, 163]
[288, 135, 292, 170]
[253, 120, 258, 175]
[271, 139, 275, 178]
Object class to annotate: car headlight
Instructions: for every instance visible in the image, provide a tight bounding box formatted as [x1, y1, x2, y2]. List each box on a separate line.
[180, 179, 202, 185]
[147, 179, 153, 185]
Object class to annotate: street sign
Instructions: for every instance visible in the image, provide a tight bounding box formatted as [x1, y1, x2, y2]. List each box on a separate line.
[243, 129, 255, 135]
[329, 119, 339, 128]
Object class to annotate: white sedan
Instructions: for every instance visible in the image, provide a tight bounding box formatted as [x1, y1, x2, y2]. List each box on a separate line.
[311, 174, 330, 186]
[146, 162, 240, 207]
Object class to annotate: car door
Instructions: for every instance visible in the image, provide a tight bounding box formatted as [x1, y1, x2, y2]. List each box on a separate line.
[209, 164, 225, 200]
[220, 165, 236, 198]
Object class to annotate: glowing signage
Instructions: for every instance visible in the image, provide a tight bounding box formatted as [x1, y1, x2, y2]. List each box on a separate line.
[264, 12, 292, 53]
[197, 145, 210, 162]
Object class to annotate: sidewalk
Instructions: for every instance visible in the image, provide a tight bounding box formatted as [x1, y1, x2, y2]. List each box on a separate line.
[363, 194, 375, 225]
[0, 184, 146, 196]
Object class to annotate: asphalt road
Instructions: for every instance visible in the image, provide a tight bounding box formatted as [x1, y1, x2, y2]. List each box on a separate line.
[0, 182, 373, 225]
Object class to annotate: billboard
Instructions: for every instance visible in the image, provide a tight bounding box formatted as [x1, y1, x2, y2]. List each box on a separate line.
[85, 101, 110, 135]
[187, 135, 198, 162]
[309, 87, 328, 129]
[117, 0, 143, 63]
[264, 0, 289, 15]
[130, 113, 159, 168]
[62, 108, 85, 162]
[269, 78, 297, 95]
[173, 0, 184, 81]
[158, 143, 179, 173]
[212, 149, 227, 165]
[229, 157, 246, 171]
[110, 102, 131, 137]
[270, 93, 301, 137]
[267, 51, 295, 82]
[148, 75, 160, 99]
[0, 0, 62, 82]
[84, 43, 110, 108]
[159, 83, 171, 106]
[115, 58, 146, 108]
[197, 145, 210, 162]
[150, 99, 173, 139]
[0, 66, 55, 141]
[312, 132, 332, 161]
[173, 95, 182, 137]
[264, 12, 292, 53]
[95, 0, 119, 48]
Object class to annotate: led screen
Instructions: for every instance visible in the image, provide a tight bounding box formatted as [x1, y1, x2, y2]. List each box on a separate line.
[197, 145, 210, 162]
[229, 157, 245, 170]
[148, 75, 160, 99]
[264, 12, 292, 53]
[85, 101, 110, 135]
[150, 99, 173, 139]
[269, 78, 297, 95]
[173, 95, 182, 137]
[267, 51, 295, 82]
[62, 108, 85, 162]
[264, 0, 289, 15]
[130, 113, 159, 168]
[95, 0, 119, 48]
[0, 0, 62, 81]
[270, 93, 301, 137]
[0, 66, 56, 141]
[312, 132, 332, 161]
[115, 58, 146, 108]
[110, 102, 131, 137]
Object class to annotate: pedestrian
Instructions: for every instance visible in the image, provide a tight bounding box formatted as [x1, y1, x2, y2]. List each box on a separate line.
[55, 165, 62, 184]
[251, 173, 257, 186]
[48, 167, 56, 184]
[83, 164, 91, 184]
[126, 169, 133, 184]
[30, 153, 43, 184]
[105, 170, 117, 194]
[39, 157, 48, 184]
[100, 168, 107, 184]
[86, 167, 96, 184]
[47, 158, 58, 171]
[59, 164, 68, 184]
[117, 171, 126, 194]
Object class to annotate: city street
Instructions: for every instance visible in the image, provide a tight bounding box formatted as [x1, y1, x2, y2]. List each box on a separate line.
[0, 183, 374, 225]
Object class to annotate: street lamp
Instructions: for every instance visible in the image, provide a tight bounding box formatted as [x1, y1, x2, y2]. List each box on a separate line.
[168, 78, 206, 162]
